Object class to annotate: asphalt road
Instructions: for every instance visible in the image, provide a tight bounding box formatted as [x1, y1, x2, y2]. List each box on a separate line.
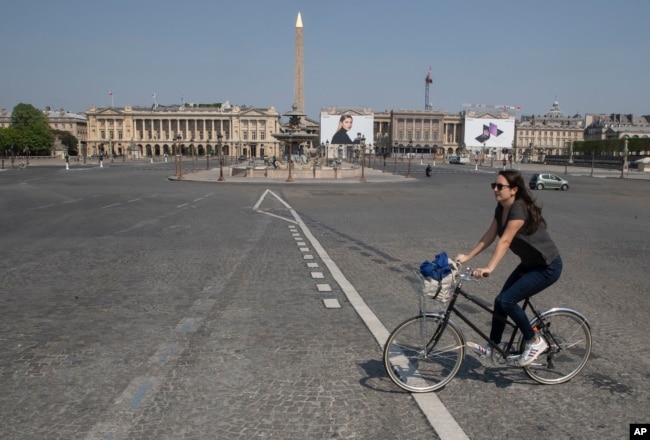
[1, 161, 648, 439]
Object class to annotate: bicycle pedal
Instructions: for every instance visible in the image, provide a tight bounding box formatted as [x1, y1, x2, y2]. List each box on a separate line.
[506, 355, 521, 365]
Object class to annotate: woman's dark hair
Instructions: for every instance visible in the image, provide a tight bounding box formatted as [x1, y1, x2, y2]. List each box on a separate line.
[499, 170, 547, 234]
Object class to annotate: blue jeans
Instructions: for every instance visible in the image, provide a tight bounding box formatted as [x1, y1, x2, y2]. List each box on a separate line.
[490, 256, 563, 343]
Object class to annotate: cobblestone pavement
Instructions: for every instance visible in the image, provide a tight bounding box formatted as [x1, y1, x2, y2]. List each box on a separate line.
[0, 162, 648, 439]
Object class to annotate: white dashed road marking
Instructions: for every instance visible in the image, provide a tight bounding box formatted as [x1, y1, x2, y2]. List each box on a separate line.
[253, 189, 469, 440]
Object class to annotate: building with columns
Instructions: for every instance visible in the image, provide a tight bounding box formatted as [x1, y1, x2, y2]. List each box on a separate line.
[84, 103, 282, 160]
[515, 100, 585, 162]
[372, 109, 463, 157]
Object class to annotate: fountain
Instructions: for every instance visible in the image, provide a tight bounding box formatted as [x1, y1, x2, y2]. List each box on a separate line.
[272, 104, 319, 182]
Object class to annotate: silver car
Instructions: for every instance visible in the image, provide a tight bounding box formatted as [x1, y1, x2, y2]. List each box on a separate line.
[529, 173, 569, 191]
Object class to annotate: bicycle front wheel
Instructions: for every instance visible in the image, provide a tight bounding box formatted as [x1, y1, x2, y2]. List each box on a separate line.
[383, 315, 465, 393]
[523, 308, 592, 385]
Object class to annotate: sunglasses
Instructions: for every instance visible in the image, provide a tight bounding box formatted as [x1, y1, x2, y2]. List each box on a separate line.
[491, 183, 511, 190]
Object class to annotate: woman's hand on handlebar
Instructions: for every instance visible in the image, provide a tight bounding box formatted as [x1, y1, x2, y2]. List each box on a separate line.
[472, 268, 490, 278]
[455, 254, 469, 264]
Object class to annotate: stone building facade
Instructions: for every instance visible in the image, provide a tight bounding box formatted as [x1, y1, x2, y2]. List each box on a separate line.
[84, 103, 282, 160]
[372, 109, 463, 156]
[584, 113, 650, 141]
[515, 100, 585, 162]
[0, 107, 87, 143]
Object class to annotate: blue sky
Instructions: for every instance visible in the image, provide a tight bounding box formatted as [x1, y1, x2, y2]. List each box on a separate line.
[1, 0, 649, 120]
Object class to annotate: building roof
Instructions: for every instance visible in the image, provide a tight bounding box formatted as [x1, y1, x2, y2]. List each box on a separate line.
[43, 108, 87, 121]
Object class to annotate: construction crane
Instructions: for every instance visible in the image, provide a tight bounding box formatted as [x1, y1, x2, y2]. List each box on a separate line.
[462, 103, 521, 112]
[424, 66, 433, 110]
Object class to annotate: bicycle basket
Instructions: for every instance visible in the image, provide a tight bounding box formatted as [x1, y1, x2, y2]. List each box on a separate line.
[419, 259, 459, 303]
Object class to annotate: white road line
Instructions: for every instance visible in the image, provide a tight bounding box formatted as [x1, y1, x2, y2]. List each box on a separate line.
[102, 203, 121, 209]
[253, 189, 469, 440]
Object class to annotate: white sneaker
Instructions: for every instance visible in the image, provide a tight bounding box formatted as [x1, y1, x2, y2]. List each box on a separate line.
[517, 335, 548, 366]
[467, 342, 491, 359]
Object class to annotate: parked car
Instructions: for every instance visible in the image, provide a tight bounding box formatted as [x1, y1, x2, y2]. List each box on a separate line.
[449, 156, 469, 164]
[529, 173, 569, 191]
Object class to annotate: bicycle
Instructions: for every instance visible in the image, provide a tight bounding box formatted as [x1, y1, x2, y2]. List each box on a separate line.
[383, 267, 592, 393]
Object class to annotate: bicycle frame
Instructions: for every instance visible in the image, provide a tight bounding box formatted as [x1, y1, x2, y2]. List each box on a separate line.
[384, 270, 592, 392]
[422, 274, 546, 360]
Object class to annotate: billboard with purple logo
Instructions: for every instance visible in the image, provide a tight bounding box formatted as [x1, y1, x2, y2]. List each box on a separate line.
[464, 117, 515, 148]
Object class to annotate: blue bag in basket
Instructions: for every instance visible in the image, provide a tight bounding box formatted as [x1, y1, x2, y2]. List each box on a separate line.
[420, 251, 453, 281]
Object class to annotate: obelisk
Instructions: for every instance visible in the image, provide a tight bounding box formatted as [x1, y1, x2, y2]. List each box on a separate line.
[293, 12, 304, 114]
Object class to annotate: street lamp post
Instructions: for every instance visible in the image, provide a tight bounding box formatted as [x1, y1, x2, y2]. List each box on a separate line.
[178, 138, 184, 179]
[217, 132, 225, 181]
[174, 135, 183, 179]
[325, 140, 329, 168]
[620, 136, 629, 179]
[393, 142, 398, 174]
[191, 142, 196, 173]
[564, 141, 570, 175]
[359, 136, 366, 182]
[286, 133, 294, 182]
[406, 139, 413, 178]
[206, 148, 211, 170]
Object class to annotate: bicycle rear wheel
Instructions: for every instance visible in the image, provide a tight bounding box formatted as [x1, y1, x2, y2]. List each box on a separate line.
[383, 314, 465, 392]
[523, 308, 592, 384]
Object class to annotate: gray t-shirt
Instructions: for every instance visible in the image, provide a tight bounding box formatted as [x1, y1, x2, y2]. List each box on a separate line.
[495, 199, 560, 267]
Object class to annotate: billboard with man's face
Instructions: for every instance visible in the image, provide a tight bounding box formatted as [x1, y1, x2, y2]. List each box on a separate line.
[464, 117, 515, 148]
[320, 112, 374, 146]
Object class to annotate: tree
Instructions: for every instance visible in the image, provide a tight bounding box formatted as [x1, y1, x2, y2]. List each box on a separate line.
[572, 140, 610, 155]
[0, 127, 20, 155]
[10, 103, 53, 155]
[52, 129, 79, 155]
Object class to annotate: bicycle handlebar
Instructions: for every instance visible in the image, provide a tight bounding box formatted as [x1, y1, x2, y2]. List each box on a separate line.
[459, 266, 489, 281]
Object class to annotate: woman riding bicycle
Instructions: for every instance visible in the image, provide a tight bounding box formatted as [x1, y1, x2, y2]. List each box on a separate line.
[455, 170, 562, 366]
